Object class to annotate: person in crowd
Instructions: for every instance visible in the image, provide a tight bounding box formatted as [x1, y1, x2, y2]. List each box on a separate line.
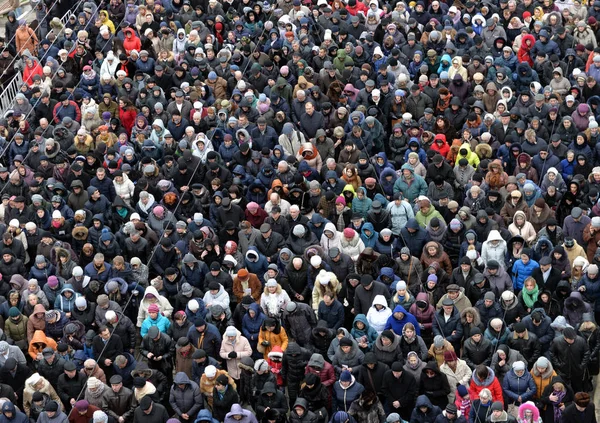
[2, 3, 600, 423]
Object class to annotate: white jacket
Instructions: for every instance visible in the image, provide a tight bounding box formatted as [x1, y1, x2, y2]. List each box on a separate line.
[320, 222, 343, 251]
[340, 232, 365, 261]
[366, 294, 392, 333]
[481, 230, 508, 267]
[136, 286, 174, 327]
[113, 173, 135, 205]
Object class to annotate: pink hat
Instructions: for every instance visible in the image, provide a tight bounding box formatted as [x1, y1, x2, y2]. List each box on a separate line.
[47, 276, 59, 288]
[335, 197, 346, 205]
[148, 304, 160, 313]
[247, 202, 259, 212]
[153, 206, 164, 217]
[343, 228, 355, 238]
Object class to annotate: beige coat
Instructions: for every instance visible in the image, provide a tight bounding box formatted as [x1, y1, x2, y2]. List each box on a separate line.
[218, 329, 252, 379]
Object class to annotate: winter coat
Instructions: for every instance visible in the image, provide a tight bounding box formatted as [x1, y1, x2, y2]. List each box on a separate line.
[440, 359, 472, 402]
[384, 305, 420, 336]
[168, 372, 203, 420]
[366, 295, 393, 334]
[502, 368, 536, 404]
[462, 335, 494, 369]
[432, 306, 464, 347]
[372, 333, 404, 367]
[333, 375, 365, 412]
[419, 361, 451, 408]
[468, 367, 504, 405]
[218, 328, 252, 379]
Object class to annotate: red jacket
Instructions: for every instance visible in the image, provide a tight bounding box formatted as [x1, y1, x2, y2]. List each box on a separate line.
[122, 28, 141, 55]
[119, 107, 136, 136]
[517, 34, 536, 67]
[469, 371, 504, 406]
[430, 134, 450, 158]
[346, 1, 368, 15]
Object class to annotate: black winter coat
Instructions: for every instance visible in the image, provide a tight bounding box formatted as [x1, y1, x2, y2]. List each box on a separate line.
[37, 355, 66, 384]
[462, 338, 493, 369]
[282, 343, 311, 389]
[212, 386, 240, 422]
[418, 362, 451, 409]
[506, 331, 541, 367]
[132, 401, 169, 423]
[355, 360, 389, 398]
[550, 336, 590, 380]
[255, 383, 289, 421]
[282, 303, 317, 348]
[56, 372, 86, 408]
[381, 370, 417, 415]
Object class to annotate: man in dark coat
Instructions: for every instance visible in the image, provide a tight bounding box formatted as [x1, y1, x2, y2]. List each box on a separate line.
[282, 342, 312, 406]
[356, 352, 389, 403]
[37, 348, 66, 384]
[432, 300, 464, 352]
[255, 223, 286, 263]
[381, 361, 418, 420]
[353, 275, 392, 316]
[93, 326, 124, 377]
[550, 327, 590, 393]
[506, 322, 541, 368]
[56, 361, 86, 413]
[281, 302, 317, 348]
[0, 358, 30, 409]
[132, 396, 169, 423]
[106, 375, 135, 423]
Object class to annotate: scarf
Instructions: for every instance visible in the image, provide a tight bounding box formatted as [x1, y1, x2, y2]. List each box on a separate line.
[88, 383, 105, 399]
[137, 193, 156, 213]
[406, 353, 421, 370]
[551, 390, 566, 423]
[521, 284, 539, 309]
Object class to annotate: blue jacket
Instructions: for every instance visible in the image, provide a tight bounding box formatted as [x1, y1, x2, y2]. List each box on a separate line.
[318, 298, 345, 331]
[384, 305, 421, 335]
[333, 377, 365, 412]
[394, 163, 428, 202]
[242, 303, 265, 345]
[411, 395, 443, 423]
[360, 222, 378, 249]
[84, 261, 112, 283]
[502, 368, 537, 404]
[530, 30, 560, 57]
[350, 314, 378, 351]
[398, 218, 431, 258]
[373, 152, 395, 178]
[380, 168, 398, 198]
[29, 260, 56, 287]
[111, 352, 137, 387]
[250, 126, 279, 151]
[8, 140, 28, 164]
[511, 259, 539, 290]
[521, 308, 554, 349]
[245, 247, 269, 282]
[140, 313, 172, 338]
[54, 283, 81, 313]
[0, 401, 29, 423]
[578, 274, 600, 312]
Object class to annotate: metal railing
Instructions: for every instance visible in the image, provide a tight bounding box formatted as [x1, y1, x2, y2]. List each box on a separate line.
[0, 5, 71, 117]
[0, 72, 22, 117]
[60, 10, 73, 26]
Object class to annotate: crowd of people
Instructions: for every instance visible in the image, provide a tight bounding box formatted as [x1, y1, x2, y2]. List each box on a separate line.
[2, 0, 600, 422]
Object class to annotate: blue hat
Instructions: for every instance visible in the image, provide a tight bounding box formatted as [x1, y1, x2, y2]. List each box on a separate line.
[208, 71, 217, 80]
